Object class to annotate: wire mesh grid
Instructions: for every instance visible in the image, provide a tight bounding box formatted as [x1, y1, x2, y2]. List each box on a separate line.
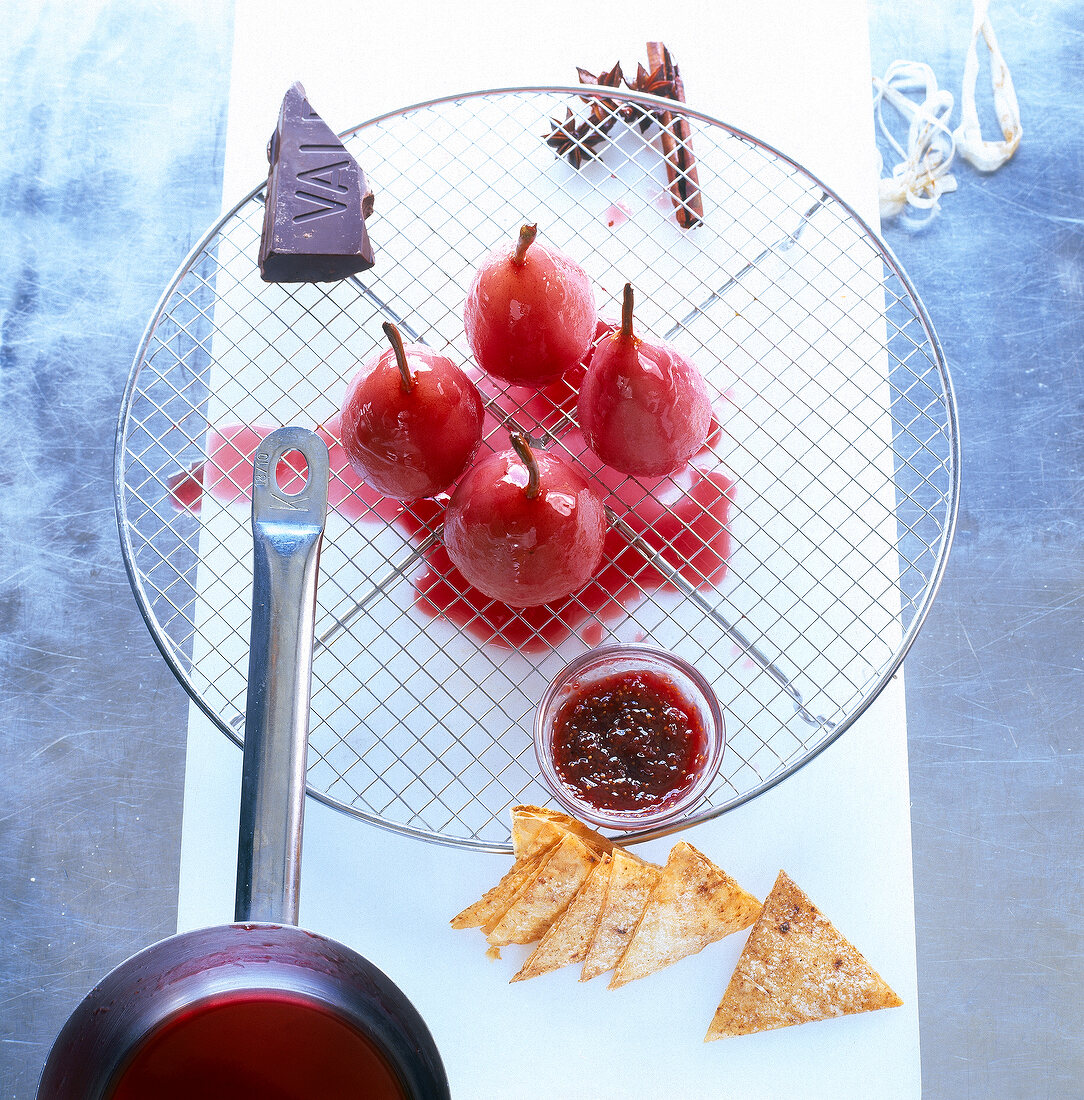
[116, 88, 958, 850]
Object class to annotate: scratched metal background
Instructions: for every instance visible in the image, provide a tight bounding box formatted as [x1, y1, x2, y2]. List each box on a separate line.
[870, 4, 1084, 1094]
[0, 2, 1080, 1097]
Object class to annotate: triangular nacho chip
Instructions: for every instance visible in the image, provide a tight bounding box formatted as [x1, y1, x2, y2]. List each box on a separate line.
[486, 833, 601, 946]
[511, 805, 614, 859]
[580, 850, 660, 981]
[610, 842, 761, 988]
[705, 870, 903, 1040]
[511, 853, 615, 982]
[450, 822, 563, 930]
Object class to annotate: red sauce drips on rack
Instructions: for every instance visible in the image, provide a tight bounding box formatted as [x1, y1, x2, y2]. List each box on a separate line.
[107, 992, 406, 1100]
[182, 400, 733, 652]
[412, 464, 732, 652]
[603, 202, 631, 228]
[167, 461, 205, 512]
[550, 669, 708, 811]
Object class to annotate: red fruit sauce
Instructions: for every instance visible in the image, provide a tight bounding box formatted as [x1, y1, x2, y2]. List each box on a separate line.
[413, 466, 732, 652]
[603, 202, 631, 228]
[107, 992, 405, 1100]
[166, 461, 205, 512]
[550, 669, 709, 811]
[172, 397, 733, 652]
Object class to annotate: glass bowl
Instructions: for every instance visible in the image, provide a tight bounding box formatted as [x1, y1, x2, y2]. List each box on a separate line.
[533, 645, 725, 831]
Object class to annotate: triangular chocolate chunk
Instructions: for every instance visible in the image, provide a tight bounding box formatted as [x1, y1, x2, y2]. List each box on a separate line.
[705, 870, 903, 1040]
[259, 82, 375, 282]
[609, 841, 761, 988]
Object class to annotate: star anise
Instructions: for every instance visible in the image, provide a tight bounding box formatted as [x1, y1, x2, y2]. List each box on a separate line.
[576, 61, 624, 92]
[545, 46, 696, 195]
[576, 62, 627, 129]
[625, 62, 678, 131]
[629, 61, 675, 98]
[545, 61, 628, 169]
[544, 107, 609, 169]
[544, 45, 702, 228]
[586, 99, 621, 139]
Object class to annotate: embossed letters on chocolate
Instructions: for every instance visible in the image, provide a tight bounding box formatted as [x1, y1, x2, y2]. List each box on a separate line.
[259, 82, 376, 283]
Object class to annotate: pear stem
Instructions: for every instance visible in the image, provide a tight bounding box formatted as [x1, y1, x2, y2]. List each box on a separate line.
[620, 283, 636, 339]
[509, 431, 541, 500]
[512, 223, 538, 267]
[382, 321, 412, 394]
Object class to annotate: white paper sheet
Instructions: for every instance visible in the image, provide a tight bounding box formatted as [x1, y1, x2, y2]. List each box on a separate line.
[177, 3, 921, 1096]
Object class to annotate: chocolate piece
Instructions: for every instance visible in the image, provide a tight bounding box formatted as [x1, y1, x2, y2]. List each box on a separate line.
[259, 82, 375, 283]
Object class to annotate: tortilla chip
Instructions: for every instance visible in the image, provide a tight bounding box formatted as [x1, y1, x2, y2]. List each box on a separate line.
[511, 853, 615, 982]
[486, 833, 601, 946]
[511, 805, 614, 860]
[610, 842, 761, 988]
[450, 822, 562, 930]
[705, 870, 903, 1040]
[450, 853, 545, 930]
[580, 850, 660, 981]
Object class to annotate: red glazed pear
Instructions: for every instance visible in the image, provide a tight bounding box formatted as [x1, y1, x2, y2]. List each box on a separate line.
[464, 224, 597, 387]
[443, 432, 607, 607]
[340, 322, 484, 500]
[578, 284, 711, 477]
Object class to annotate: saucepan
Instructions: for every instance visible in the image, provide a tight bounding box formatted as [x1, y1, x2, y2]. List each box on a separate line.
[39, 427, 449, 1099]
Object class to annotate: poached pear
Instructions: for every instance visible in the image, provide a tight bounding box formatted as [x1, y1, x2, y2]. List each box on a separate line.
[340, 322, 484, 500]
[577, 283, 711, 477]
[464, 224, 597, 388]
[443, 432, 606, 607]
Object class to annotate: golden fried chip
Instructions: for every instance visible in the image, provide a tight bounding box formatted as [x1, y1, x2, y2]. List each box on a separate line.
[486, 833, 601, 946]
[705, 870, 903, 1040]
[580, 850, 660, 981]
[511, 853, 615, 982]
[450, 822, 562, 930]
[450, 851, 547, 931]
[511, 805, 614, 860]
[610, 842, 761, 988]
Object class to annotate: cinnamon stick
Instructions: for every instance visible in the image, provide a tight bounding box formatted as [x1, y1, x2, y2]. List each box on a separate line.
[646, 41, 704, 229]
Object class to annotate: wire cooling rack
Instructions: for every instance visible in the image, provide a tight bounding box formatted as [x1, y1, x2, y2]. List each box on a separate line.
[115, 87, 958, 851]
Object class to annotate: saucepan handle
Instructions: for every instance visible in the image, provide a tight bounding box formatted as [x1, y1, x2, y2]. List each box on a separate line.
[235, 427, 329, 925]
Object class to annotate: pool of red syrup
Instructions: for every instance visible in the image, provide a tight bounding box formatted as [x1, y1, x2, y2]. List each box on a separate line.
[550, 669, 709, 811]
[107, 991, 406, 1100]
[169, 365, 734, 652]
[412, 462, 732, 652]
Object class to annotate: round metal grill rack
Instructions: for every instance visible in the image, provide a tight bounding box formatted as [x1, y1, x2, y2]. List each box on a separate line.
[115, 87, 959, 850]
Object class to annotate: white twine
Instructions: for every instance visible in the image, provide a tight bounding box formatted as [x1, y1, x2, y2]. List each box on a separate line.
[873, 61, 958, 225]
[953, 0, 1023, 172]
[874, 0, 1022, 224]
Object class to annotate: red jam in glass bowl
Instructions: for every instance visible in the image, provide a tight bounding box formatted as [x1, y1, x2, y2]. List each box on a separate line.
[534, 645, 724, 830]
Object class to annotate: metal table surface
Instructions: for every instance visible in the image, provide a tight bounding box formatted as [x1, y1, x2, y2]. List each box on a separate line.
[1, 2, 1079, 1097]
